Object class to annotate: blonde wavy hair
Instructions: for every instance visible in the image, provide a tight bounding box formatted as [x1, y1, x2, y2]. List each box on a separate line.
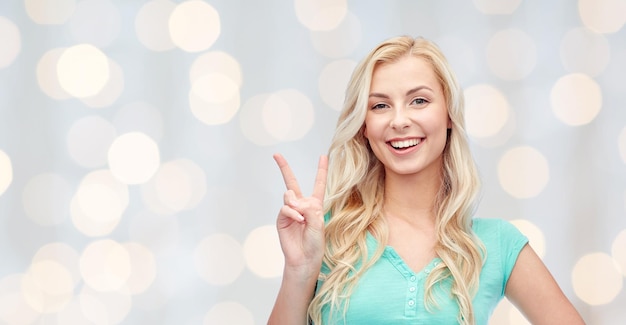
[308, 36, 485, 324]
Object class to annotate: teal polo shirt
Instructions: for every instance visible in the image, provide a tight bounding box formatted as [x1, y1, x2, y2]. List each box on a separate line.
[318, 218, 528, 324]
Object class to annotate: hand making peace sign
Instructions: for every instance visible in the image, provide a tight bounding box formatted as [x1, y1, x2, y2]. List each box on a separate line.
[273, 153, 328, 276]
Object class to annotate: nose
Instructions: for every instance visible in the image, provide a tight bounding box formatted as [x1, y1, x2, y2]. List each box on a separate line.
[389, 107, 410, 129]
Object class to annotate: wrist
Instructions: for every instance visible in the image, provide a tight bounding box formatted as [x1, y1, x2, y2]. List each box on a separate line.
[283, 263, 322, 284]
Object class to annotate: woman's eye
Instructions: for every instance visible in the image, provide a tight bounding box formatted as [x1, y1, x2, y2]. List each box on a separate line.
[411, 98, 428, 105]
[371, 103, 388, 110]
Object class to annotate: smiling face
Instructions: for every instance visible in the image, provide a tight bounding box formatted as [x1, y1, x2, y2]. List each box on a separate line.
[364, 55, 450, 180]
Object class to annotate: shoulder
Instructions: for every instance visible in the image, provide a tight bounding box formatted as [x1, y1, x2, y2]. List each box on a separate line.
[472, 217, 523, 238]
[472, 218, 529, 297]
[472, 217, 529, 256]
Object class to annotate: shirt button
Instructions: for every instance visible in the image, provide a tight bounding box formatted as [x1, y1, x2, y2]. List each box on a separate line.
[410, 276, 416, 282]
[409, 287, 416, 292]
[408, 300, 415, 306]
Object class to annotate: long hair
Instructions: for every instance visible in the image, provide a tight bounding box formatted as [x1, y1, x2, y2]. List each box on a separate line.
[308, 36, 485, 325]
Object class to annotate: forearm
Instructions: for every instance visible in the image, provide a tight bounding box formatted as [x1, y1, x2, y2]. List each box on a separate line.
[268, 267, 319, 325]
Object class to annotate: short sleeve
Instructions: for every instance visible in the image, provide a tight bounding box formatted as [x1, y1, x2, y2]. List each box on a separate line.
[498, 219, 529, 295]
[320, 211, 332, 276]
[324, 211, 331, 224]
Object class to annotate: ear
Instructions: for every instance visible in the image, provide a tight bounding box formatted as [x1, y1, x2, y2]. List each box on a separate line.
[447, 116, 452, 129]
[363, 126, 368, 139]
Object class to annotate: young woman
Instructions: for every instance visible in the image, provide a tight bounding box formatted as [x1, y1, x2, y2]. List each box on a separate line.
[268, 36, 585, 324]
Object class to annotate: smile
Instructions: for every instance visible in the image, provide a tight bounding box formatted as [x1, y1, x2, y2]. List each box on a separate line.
[389, 138, 421, 149]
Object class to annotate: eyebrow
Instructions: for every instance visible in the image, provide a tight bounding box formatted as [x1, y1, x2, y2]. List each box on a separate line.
[369, 85, 433, 99]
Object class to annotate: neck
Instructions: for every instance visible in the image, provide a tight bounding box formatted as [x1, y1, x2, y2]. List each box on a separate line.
[382, 167, 443, 226]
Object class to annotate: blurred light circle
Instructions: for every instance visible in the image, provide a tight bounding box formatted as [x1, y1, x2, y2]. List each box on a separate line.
[70, 170, 128, 237]
[32, 243, 81, 286]
[79, 285, 132, 325]
[572, 252, 623, 305]
[80, 58, 124, 108]
[239, 94, 278, 146]
[135, 0, 176, 51]
[611, 229, 626, 276]
[169, 0, 221, 52]
[262, 89, 315, 142]
[243, 225, 284, 278]
[194, 234, 245, 285]
[310, 11, 361, 58]
[0, 150, 12, 197]
[618, 126, 626, 164]
[71, 195, 121, 237]
[67, 0, 121, 48]
[77, 292, 108, 325]
[140, 180, 177, 216]
[37, 48, 71, 100]
[80, 239, 131, 292]
[190, 51, 242, 86]
[318, 59, 356, 111]
[0, 274, 40, 324]
[486, 29, 537, 80]
[66, 116, 117, 168]
[21, 260, 74, 313]
[189, 87, 241, 126]
[464, 84, 510, 138]
[123, 243, 157, 295]
[0, 17, 21, 69]
[498, 146, 550, 199]
[294, 0, 347, 31]
[191, 73, 239, 104]
[473, 0, 522, 14]
[147, 159, 207, 213]
[108, 132, 160, 185]
[262, 94, 292, 141]
[57, 44, 110, 98]
[75, 183, 125, 223]
[508, 304, 531, 325]
[578, 0, 626, 34]
[204, 301, 254, 325]
[22, 173, 72, 226]
[550, 73, 602, 126]
[560, 27, 610, 76]
[510, 219, 546, 258]
[80, 169, 130, 207]
[71, 170, 129, 236]
[113, 101, 164, 142]
[154, 161, 192, 212]
[489, 298, 513, 324]
[56, 299, 93, 325]
[25, 0, 76, 25]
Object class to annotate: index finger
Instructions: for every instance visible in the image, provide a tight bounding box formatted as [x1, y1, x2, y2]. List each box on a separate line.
[312, 155, 328, 201]
[273, 153, 303, 198]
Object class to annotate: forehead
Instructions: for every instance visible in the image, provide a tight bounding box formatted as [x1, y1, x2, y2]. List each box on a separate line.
[370, 55, 440, 91]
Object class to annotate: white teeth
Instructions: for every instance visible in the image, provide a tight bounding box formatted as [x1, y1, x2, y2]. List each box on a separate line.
[390, 138, 421, 149]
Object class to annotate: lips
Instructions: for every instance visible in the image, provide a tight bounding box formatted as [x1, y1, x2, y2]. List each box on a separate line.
[388, 138, 422, 149]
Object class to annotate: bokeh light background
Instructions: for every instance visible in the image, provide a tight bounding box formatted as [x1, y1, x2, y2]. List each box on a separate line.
[0, 0, 625, 324]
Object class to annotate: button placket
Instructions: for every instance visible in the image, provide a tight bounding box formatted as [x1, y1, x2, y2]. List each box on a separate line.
[404, 273, 419, 316]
